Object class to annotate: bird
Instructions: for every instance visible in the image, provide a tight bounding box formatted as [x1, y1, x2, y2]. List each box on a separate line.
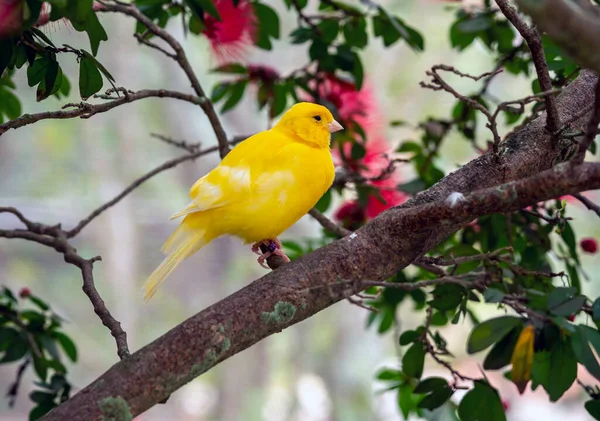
[143, 102, 343, 300]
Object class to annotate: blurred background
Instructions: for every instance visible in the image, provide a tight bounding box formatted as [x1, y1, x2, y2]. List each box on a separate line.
[1, 0, 599, 420]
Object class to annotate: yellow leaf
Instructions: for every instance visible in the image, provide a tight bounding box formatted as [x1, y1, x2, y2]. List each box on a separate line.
[511, 324, 535, 394]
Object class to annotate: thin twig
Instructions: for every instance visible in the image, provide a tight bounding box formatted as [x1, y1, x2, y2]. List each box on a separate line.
[572, 193, 600, 218]
[495, 0, 560, 134]
[0, 210, 129, 360]
[420, 247, 512, 267]
[308, 209, 351, 237]
[150, 133, 201, 153]
[134, 32, 176, 59]
[99, 2, 231, 158]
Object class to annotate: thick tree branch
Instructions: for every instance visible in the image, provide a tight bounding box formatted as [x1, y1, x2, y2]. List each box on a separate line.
[495, 0, 560, 134]
[0, 89, 204, 136]
[515, 0, 600, 75]
[40, 160, 600, 421]
[99, 2, 231, 158]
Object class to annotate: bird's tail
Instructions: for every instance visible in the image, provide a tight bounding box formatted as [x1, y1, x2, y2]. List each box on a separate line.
[143, 214, 214, 301]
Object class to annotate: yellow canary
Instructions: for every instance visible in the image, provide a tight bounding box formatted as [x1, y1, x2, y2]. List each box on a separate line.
[143, 102, 343, 300]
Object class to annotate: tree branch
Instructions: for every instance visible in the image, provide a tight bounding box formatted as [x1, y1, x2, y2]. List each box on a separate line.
[573, 193, 600, 218]
[0, 208, 129, 360]
[99, 2, 231, 158]
[496, 0, 560, 134]
[0, 89, 205, 136]
[40, 159, 600, 421]
[515, 0, 600, 76]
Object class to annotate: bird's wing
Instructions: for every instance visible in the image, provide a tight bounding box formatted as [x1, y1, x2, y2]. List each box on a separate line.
[170, 131, 285, 220]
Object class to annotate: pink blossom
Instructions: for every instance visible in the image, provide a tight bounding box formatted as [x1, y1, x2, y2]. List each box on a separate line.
[0, 0, 23, 39]
[203, 0, 257, 63]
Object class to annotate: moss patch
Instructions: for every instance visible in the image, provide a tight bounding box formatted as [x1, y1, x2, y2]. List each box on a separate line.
[261, 301, 297, 324]
[98, 396, 132, 421]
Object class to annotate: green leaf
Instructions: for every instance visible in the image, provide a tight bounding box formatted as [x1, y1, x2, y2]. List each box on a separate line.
[270, 83, 287, 118]
[83, 12, 108, 56]
[413, 377, 448, 393]
[53, 332, 77, 362]
[37, 61, 62, 102]
[547, 287, 585, 317]
[253, 2, 279, 50]
[571, 325, 600, 381]
[458, 381, 506, 421]
[78, 57, 103, 100]
[399, 330, 419, 345]
[351, 142, 366, 160]
[187, 0, 221, 20]
[29, 401, 57, 421]
[315, 189, 332, 213]
[80, 50, 115, 83]
[318, 19, 339, 44]
[545, 337, 577, 401]
[402, 342, 425, 379]
[585, 400, 600, 420]
[0, 40, 13, 75]
[449, 20, 477, 50]
[220, 80, 247, 113]
[561, 222, 578, 263]
[0, 335, 28, 363]
[212, 63, 247, 74]
[467, 316, 522, 354]
[0, 88, 22, 120]
[593, 298, 600, 324]
[27, 295, 50, 311]
[30, 27, 57, 48]
[376, 368, 403, 381]
[456, 15, 492, 33]
[351, 51, 364, 90]
[429, 284, 464, 311]
[483, 325, 523, 370]
[414, 377, 453, 410]
[211, 82, 230, 103]
[27, 57, 51, 87]
[30, 391, 56, 404]
[33, 355, 48, 382]
[343, 18, 367, 49]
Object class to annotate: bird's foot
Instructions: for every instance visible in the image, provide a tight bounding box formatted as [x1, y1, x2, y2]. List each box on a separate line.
[251, 239, 289, 269]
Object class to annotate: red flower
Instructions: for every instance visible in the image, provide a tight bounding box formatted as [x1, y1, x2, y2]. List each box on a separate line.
[567, 314, 576, 322]
[334, 201, 366, 231]
[359, 137, 407, 218]
[0, 0, 23, 39]
[247, 64, 279, 84]
[581, 238, 598, 254]
[316, 74, 380, 131]
[203, 0, 257, 63]
[19, 287, 31, 298]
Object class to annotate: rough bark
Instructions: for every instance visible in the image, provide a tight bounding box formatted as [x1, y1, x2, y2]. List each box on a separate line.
[41, 71, 599, 421]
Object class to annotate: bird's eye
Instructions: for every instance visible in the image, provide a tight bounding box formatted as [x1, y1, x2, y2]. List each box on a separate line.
[313, 115, 322, 122]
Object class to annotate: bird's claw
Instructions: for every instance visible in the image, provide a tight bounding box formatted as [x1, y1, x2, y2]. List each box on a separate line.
[251, 239, 289, 269]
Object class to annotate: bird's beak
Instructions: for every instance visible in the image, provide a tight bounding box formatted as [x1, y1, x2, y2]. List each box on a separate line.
[327, 120, 343, 133]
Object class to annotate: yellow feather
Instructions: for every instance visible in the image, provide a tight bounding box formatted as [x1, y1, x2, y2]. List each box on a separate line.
[143, 102, 339, 299]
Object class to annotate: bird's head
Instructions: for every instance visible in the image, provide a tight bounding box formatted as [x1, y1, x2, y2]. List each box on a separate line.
[273, 102, 343, 149]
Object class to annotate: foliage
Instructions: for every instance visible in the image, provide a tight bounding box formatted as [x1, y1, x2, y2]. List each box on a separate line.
[0, 287, 76, 420]
[1, 0, 599, 420]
